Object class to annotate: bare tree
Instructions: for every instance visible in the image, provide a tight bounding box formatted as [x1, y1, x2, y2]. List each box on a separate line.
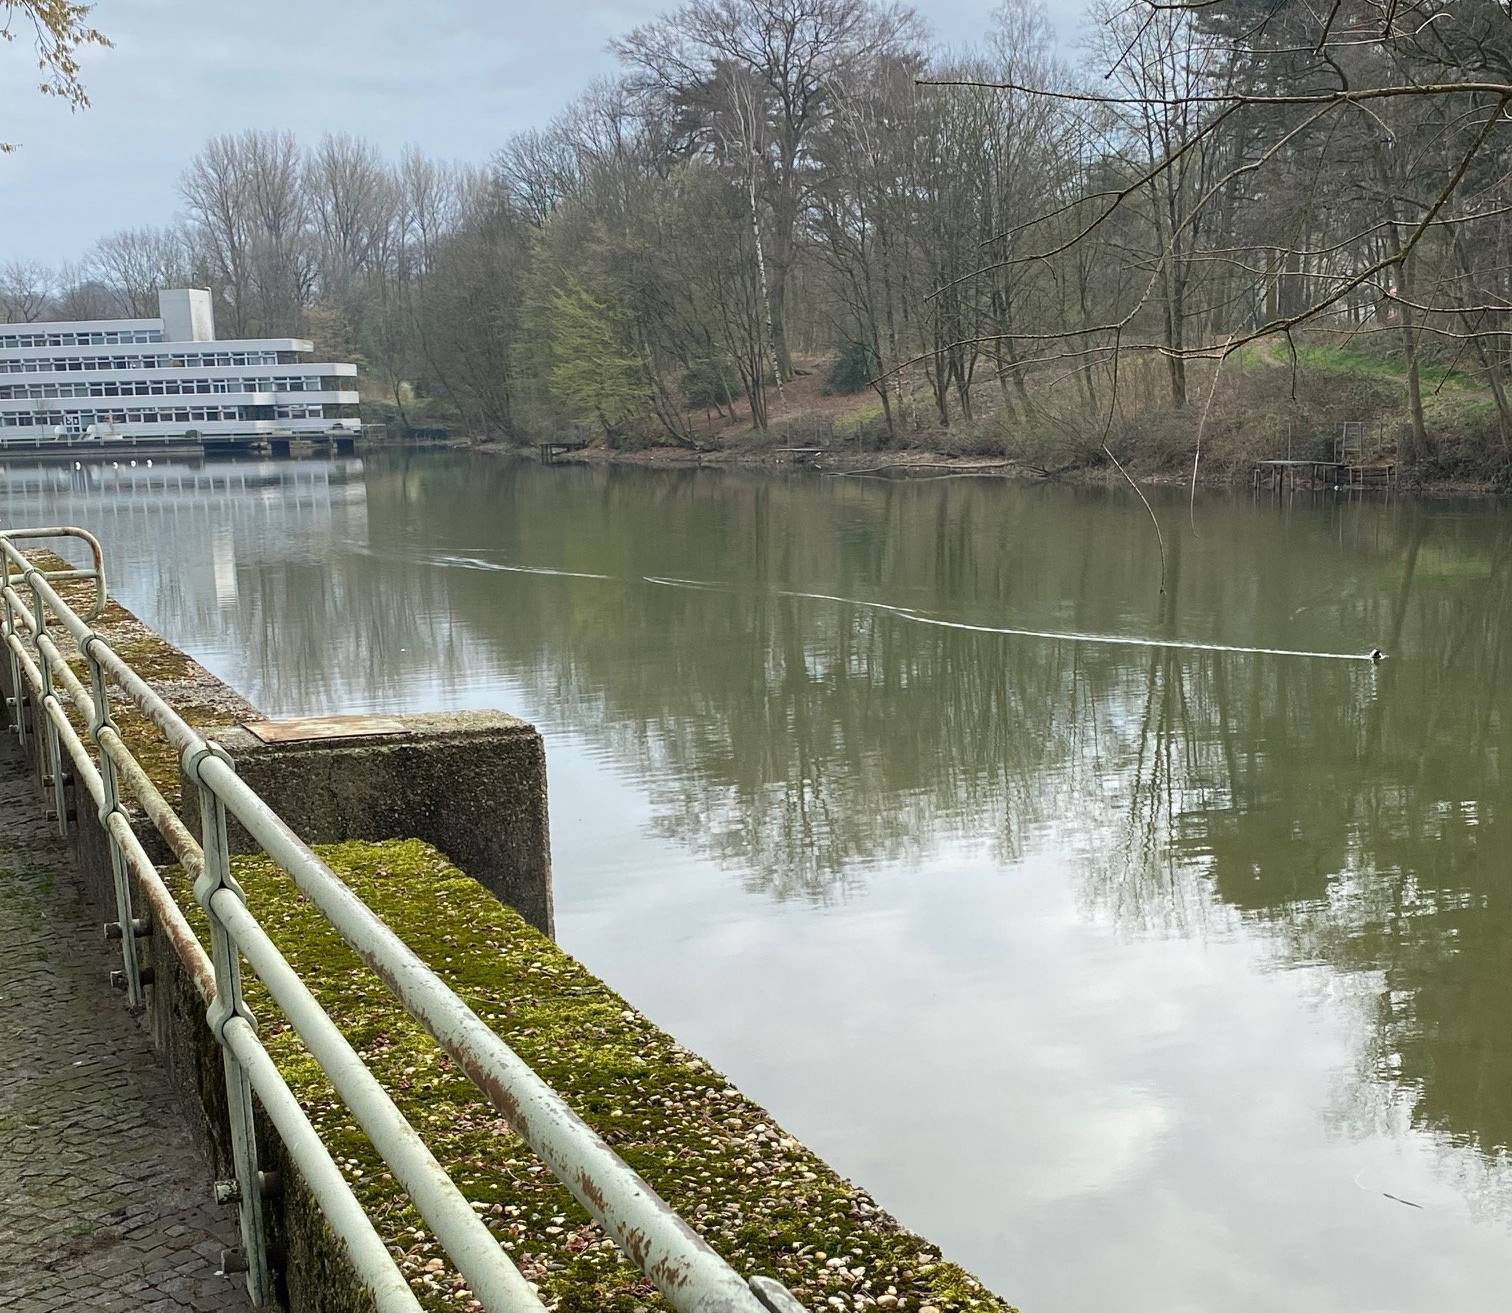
[242, 129, 313, 332]
[0, 258, 52, 320]
[305, 133, 400, 296]
[50, 260, 112, 319]
[181, 134, 256, 334]
[181, 129, 314, 335]
[920, 0, 1512, 473]
[1083, 0, 1224, 407]
[87, 226, 193, 317]
[616, 0, 922, 378]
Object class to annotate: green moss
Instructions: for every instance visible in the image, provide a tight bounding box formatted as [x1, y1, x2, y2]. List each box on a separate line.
[166, 840, 1014, 1313]
[834, 399, 885, 433]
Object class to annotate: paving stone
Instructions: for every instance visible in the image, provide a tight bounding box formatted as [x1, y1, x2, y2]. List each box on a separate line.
[0, 746, 253, 1312]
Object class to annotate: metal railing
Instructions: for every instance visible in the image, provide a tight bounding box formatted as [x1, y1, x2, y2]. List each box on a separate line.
[0, 526, 805, 1313]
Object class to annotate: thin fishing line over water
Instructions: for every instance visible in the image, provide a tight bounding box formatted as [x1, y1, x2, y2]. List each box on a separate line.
[434, 553, 1380, 662]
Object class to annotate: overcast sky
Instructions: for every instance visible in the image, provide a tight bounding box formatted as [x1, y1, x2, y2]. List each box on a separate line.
[1, 0, 1087, 268]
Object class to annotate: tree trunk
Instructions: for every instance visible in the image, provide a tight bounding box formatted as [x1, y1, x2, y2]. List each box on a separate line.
[1376, 160, 1430, 466]
[1150, 179, 1188, 408]
[1453, 231, 1512, 446]
[746, 166, 783, 403]
[767, 199, 796, 380]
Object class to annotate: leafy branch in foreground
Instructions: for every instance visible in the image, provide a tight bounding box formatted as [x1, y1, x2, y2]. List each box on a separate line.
[2, 1, 111, 151]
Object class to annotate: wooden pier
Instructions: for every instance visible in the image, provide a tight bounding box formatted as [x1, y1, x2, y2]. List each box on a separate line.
[776, 446, 827, 464]
[1252, 419, 1397, 492]
[1252, 458, 1396, 491]
[539, 438, 590, 463]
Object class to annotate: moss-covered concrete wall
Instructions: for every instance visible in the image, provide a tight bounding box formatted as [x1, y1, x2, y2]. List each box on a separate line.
[167, 840, 1012, 1313]
[186, 714, 554, 937]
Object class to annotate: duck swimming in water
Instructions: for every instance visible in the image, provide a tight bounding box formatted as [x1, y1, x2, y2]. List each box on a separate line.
[1369, 647, 1386, 662]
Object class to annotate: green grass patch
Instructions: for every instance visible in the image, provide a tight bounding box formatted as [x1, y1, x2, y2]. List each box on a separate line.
[1224, 344, 1271, 372]
[834, 399, 885, 434]
[1294, 344, 1470, 390]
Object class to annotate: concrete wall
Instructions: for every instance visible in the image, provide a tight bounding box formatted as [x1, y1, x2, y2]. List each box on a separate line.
[181, 712, 553, 938]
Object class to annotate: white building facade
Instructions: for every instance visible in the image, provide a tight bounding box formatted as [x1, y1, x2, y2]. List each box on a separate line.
[0, 289, 361, 443]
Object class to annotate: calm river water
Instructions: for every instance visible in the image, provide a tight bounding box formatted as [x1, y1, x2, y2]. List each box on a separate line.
[6, 450, 1511, 1312]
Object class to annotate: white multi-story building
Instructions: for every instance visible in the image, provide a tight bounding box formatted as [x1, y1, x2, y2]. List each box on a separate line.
[0, 289, 361, 444]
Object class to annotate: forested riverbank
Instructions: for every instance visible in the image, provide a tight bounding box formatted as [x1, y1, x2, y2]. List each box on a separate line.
[482, 335, 1512, 494]
[8, 0, 1512, 486]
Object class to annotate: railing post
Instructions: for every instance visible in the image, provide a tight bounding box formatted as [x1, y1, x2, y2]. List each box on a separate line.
[27, 572, 68, 836]
[188, 741, 275, 1308]
[83, 634, 144, 1008]
[1, 580, 26, 748]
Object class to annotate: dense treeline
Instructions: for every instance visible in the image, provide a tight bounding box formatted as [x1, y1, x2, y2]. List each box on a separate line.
[4, 0, 1512, 470]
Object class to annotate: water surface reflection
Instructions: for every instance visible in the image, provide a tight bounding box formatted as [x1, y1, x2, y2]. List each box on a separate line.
[8, 452, 1512, 1311]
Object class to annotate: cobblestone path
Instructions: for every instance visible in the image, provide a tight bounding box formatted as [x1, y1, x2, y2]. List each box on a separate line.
[0, 745, 253, 1312]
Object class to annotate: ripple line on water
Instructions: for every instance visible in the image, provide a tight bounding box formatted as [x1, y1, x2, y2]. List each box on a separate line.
[446, 561, 1379, 663]
[684, 579, 1379, 663]
[641, 574, 731, 591]
[440, 554, 614, 581]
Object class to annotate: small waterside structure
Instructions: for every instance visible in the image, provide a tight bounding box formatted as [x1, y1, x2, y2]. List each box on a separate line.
[1251, 458, 1397, 491]
[0, 289, 361, 455]
[1252, 421, 1397, 491]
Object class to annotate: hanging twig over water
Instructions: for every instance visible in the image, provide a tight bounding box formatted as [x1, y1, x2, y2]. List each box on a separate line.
[1101, 443, 1168, 596]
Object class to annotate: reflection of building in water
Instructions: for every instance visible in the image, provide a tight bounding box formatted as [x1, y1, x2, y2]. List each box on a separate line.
[0, 457, 370, 630]
[0, 458, 365, 518]
[0, 289, 360, 441]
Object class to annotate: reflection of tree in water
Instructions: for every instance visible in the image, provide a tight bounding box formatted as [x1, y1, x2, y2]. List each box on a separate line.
[1168, 519, 1512, 1167]
[107, 452, 1512, 1183]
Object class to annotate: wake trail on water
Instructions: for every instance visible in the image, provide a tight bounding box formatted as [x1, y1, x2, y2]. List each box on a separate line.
[438, 554, 615, 581]
[348, 543, 617, 581]
[646, 577, 1376, 662]
[427, 557, 1375, 663]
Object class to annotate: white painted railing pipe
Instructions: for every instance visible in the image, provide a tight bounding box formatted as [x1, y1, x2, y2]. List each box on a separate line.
[2, 600, 216, 1000]
[201, 756, 775, 1313]
[211, 889, 547, 1313]
[2, 527, 805, 1313]
[221, 1014, 426, 1313]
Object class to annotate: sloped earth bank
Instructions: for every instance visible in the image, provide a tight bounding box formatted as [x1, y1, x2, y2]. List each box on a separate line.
[482, 348, 1511, 494]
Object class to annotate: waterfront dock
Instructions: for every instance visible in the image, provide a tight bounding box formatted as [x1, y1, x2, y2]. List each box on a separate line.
[1252, 457, 1397, 490]
[0, 431, 363, 462]
[0, 534, 1011, 1313]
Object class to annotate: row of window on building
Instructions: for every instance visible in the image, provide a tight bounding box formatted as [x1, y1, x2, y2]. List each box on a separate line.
[0, 403, 328, 428]
[0, 376, 342, 401]
[0, 328, 164, 349]
[0, 349, 299, 374]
